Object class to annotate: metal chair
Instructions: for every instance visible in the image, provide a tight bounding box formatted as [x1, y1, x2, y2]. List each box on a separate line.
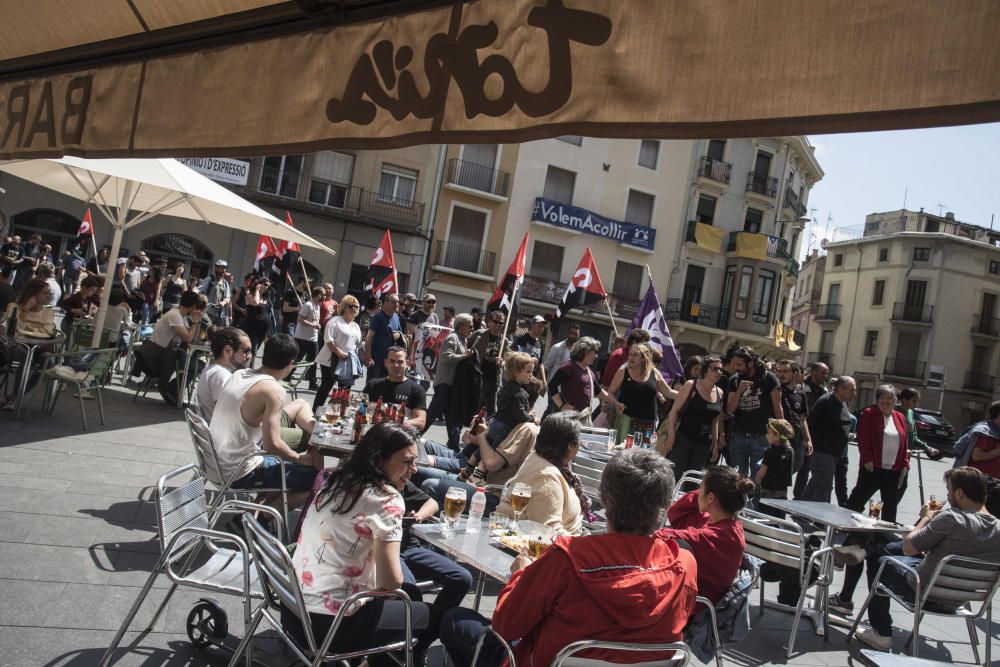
[550, 640, 691, 667]
[40, 347, 117, 430]
[227, 512, 418, 667]
[573, 453, 608, 531]
[578, 426, 615, 456]
[673, 472, 705, 500]
[739, 509, 833, 658]
[282, 360, 316, 400]
[184, 408, 290, 530]
[470, 626, 517, 667]
[100, 464, 282, 667]
[688, 555, 760, 667]
[847, 554, 1000, 664]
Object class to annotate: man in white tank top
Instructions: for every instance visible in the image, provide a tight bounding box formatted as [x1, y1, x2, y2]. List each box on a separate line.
[210, 334, 322, 509]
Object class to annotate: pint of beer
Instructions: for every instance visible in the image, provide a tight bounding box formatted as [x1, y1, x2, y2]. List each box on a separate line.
[444, 487, 467, 518]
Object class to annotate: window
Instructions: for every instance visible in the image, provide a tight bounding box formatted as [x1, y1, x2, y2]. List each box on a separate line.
[444, 205, 488, 273]
[308, 151, 354, 208]
[259, 155, 303, 198]
[625, 189, 655, 227]
[735, 266, 753, 319]
[752, 269, 776, 323]
[556, 135, 583, 146]
[863, 330, 879, 357]
[348, 263, 367, 293]
[878, 247, 889, 262]
[638, 140, 659, 169]
[543, 166, 576, 203]
[872, 279, 885, 306]
[530, 241, 564, 283]
[833, 253, 844, 267]
[743, 208, 763, 233]
[706, 139, 726, 161]
[612, 261, 643, 300]
[913, 247, 930, 262]
[695, 195, 717, 225]
[989, 260, 1000, 275]
[377, 164, 418, 204]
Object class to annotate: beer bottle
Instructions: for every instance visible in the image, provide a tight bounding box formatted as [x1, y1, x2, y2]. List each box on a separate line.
[373, 399, 385, 424]
[397, 404, 406, 424]
[351, 413, 364, 444]
[471, 407, 487, 435]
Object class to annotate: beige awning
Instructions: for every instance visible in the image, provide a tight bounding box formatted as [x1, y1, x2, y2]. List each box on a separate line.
[1, 0, 998, 159]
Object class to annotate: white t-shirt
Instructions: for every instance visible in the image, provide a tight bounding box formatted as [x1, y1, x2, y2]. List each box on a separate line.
[315, 316, 363, 367]
[294, 301, 319, 342]
[150, 308, 186, 347]
[210, 369, 278, 481]
[882, 414, 901, 470]
[196, 363, 232, 423]
[294, 484, 404, 616]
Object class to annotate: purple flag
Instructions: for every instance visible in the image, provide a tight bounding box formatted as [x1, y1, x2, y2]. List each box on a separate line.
[627, 279, 684, 381]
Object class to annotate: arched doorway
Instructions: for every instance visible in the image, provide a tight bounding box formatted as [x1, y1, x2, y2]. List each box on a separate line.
[140, 234, 214, 282]
[10, 209, 82, 259]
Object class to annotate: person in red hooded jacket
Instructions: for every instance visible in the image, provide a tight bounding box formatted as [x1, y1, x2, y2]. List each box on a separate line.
[439, 449, 697, 667]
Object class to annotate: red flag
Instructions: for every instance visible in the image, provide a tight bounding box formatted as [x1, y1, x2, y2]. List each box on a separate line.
[254, 235, 279, 273]
[487, 233, 529, 315]
[278, 211, 302, 256]
[553, 248, 607, 322]
[77, 209, 93, 236]
[365, 230, 398, 297]
[276, 211, 302, 277]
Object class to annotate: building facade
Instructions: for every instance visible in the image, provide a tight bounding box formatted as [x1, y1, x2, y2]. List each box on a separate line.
[806, 209, 1000, 425]
[789, 249, 826, 353]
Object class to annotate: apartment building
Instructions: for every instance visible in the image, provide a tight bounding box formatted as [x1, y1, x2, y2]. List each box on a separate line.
[2, 147, 442, 293]
[663, 137, 823, 360]
[806, 209, 1000, 426]
[789, 249, 826, 349]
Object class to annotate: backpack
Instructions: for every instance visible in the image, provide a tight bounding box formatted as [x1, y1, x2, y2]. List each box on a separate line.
[952, 421, 1000, 468]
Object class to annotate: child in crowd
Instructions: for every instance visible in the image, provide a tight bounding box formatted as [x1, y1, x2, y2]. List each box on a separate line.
[755, 418, 795, 516]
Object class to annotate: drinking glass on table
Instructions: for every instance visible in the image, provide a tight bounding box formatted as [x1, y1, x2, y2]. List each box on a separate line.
[441, 487, 468, 539]
[928, 494, 943, 511]
[868, 499, 883, 520]
[510, 483, 532, 532]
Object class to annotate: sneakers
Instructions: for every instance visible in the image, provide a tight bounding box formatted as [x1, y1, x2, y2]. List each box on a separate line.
[827, 593, 854, 615]
[856, 627, 892, 651]
[52, 365, 88, 382]
[833, 545, 867, 568]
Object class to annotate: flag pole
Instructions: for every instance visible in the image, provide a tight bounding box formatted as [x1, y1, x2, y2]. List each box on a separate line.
[604, 298, 620, 338]
[90, 235, 99, 272]
[298, 256, 312, 294]
[497, 278, 521, 358]
[284, 271, 303, 306]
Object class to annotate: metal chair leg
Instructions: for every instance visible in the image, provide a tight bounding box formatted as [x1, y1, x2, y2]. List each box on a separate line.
[786, 579, 811, 658]
[78, 385, 88, 431]
[225, 609, 265, 667]
[96, 386, 105, 425]
[985, 605, 991, 667]
[965, 617, 981, 665]
[99, 561, 165, 666]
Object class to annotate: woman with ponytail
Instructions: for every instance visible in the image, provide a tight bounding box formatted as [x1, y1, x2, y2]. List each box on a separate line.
[657, 465, 752, 602]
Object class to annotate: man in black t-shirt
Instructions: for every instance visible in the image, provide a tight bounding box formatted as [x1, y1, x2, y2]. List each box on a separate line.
[367, 347, 428, 430]
[726, 348, 783, 478]
[776, 360, 813, 497]
[512, 315, 548, 386]
[469, 311, 509, 417]
[280, 276, 307, 335]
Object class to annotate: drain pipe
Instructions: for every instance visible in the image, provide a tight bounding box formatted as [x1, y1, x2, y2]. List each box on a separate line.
[416, 145, 448, 292]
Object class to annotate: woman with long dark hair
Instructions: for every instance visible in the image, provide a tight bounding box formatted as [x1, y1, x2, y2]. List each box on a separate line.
[660, 355, 725, 474]
[285, 422, 439, 665]
[243, 277, 272, 358]
[160, 263, 186, 314]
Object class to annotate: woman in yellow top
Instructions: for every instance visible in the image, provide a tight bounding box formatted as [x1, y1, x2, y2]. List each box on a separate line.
[498, 412, 592, 535]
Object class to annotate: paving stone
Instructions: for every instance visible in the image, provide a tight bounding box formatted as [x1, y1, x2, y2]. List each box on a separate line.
[0, 472, 71, 492]
[0, 579, 67, 626]
[25, 513, 103, 548]
[0, 541, 114, 585]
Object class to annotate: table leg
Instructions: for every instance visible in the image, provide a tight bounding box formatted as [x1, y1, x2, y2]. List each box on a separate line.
[915, 453, 925, 506]
[13, 344, 37, 421]
[472, 572, 486, 612]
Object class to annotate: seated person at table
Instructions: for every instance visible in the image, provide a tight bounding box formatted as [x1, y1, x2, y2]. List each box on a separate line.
[59, 275, 99, 335]
[367, 346, 427, 431]
[210, 334, 320, 509]
[195, 327, 251, 423]
[287, 422, 440, 665]
[854, 466, 1000, 652]
[2, 278, 59, 408]
[496, 412, 591, 535]
[439, 449, 698, 667]
[138, 290, 206, 405]
[658, 465, 751, 603]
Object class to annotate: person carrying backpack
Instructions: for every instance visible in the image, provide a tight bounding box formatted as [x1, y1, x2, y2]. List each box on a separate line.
[953, 400, 1000, 517]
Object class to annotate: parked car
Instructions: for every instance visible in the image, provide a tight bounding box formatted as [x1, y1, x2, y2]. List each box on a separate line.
[911, 408, 958, 456]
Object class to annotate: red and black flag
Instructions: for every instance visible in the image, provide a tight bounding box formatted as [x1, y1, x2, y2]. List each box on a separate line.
[365, 230, 398, 298]
[77, 209, 93, 237]
[553, 248, 607, 323]
[487, 233, 528, 316]
[253, 234, 279, 275]
[277, 211, 303, 278]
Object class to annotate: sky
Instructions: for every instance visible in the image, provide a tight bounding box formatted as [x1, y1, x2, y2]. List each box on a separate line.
[801, 122, 1000, 256]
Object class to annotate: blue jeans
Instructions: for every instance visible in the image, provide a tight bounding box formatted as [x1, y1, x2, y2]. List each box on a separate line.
[401, 545, 473, 610]
[230, 457, 318, 491]
[440, 607, 505, 667]
[414, 441, 468, 485]
[728, 433, 769, 478]
[421, 477, 501, 516]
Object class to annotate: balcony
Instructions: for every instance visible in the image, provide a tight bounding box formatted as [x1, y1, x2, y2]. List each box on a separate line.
[697, 156, 732, 184]
[519, 276, 641, 320]
[445, 158, 510, 198]
[807, 352, 835, 369]
[784, 187, 807, 218]
[813, 304, 842, 321]
[891, 302, 934, 325]
[785, 257, 800, 276]
[684, 220, 698, 242]
[884, 357, 926, 380]
[664, 299, 730, 330]
[971, 314, 1000, 338]
[746, 171, 778, 198]
[432, 240, 496, 278]
[726, 231, 790, 260]
[964, 372, 997, 394]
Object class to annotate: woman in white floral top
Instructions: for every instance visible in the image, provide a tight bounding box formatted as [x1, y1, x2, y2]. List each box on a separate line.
[283, 422, 439, 664]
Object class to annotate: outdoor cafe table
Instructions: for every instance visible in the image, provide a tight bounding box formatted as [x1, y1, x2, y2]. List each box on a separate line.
[412, 519, 549, 612]
[310, 425, 356, 459]
[757, 499, 912, 638]
[12, 332, 65, 420]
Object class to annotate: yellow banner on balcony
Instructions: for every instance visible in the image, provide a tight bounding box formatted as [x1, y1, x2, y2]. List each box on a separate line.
[774, 321, 785, 344]
[786, 327, 801, 351]
[694, 223, 724, 253]
[734, 232, 768, 260]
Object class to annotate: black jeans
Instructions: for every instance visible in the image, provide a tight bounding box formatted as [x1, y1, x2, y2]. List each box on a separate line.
[422, 383, 460, 449]
[838, 467, 906, 601]
[139, 341, 181, 404]
[313, 363, 350, 412]
[439, 607, 504, 667]
[667, 431, 713, 477]
[294, 339, 318, 386]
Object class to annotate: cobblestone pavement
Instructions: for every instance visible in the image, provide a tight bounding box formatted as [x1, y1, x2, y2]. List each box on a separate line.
[0, 382, 996, 666]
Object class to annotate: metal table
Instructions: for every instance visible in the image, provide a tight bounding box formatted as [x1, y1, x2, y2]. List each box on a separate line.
[858, 648, 953, 667]
[11, 332, 65, 420]
[758, 499, 912, 637]
[412, 519, 549, 611]
[310, 423, 357, 459]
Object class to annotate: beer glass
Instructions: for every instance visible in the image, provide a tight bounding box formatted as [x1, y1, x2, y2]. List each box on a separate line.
[510, 483, 532, 532]
[868, 499, 883, 520]
[441, 486, 467, 539]
[928, 494, 943, 511]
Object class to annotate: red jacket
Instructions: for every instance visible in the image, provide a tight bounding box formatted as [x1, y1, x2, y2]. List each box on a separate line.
[601, 347, 628, 387]
[657, 490, 745, 603]
[492, 532, 698, 667]
[858, 407, 910, 471]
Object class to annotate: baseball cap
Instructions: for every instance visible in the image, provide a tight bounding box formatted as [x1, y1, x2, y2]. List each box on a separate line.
[530, 315, 547, 325]
[215, 259, 228, 267]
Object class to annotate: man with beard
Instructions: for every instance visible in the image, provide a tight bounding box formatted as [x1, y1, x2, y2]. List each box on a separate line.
[469, 310, 509, 417]
[196, 327, 252, 423]
[776, 359, 813, 490]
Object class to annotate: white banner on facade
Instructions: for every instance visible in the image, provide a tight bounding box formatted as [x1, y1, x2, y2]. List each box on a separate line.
[410, 323, 452, 384]
[177, 157, 250, 186]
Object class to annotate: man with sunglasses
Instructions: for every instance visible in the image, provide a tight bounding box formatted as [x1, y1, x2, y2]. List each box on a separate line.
[407, 293, 440, 337]
[196, 326, 252, 423]
[469, 310, 509, 417]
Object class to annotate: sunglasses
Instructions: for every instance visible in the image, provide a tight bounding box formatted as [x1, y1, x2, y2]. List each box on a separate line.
[491, 319, 505, 325]
[708, 366, 724, 373]
[424, 300, 436, 304]
[346, 304, 359, 310]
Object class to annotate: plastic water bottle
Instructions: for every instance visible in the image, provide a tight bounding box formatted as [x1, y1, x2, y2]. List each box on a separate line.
[467, 487, 487, 533]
